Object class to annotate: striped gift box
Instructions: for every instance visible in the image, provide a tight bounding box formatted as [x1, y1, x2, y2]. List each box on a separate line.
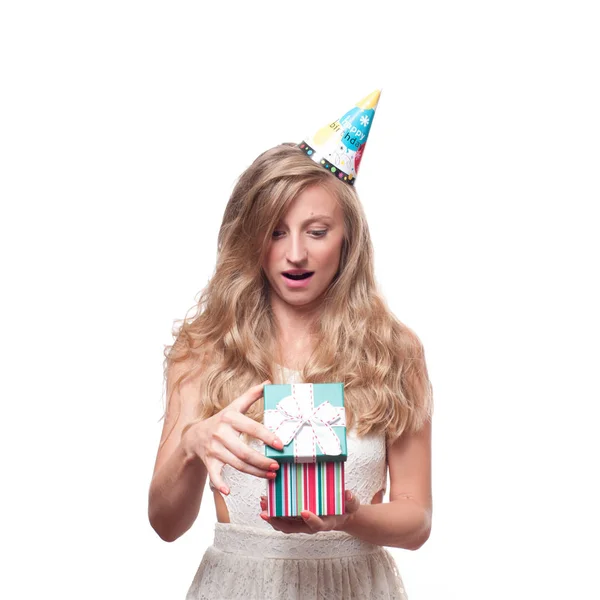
[267, 460, 346, 517]
[264, 382, 347, 517]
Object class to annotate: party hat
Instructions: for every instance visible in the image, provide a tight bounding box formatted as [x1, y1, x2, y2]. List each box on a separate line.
[298, 89, 381, 186]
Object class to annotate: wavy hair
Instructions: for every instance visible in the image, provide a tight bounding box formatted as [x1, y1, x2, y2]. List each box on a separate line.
[159, 143, 433, 450]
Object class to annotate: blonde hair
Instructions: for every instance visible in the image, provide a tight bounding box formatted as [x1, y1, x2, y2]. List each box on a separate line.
[160, 143, 433, 449]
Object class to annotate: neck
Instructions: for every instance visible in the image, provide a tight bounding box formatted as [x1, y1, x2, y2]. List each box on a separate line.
[270, 292, 319, 369]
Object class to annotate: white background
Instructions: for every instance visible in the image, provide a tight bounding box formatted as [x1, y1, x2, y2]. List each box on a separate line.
[1, 1, 599, 599]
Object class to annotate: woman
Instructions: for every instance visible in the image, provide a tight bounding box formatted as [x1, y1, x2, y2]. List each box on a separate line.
[148, 132, 433, 598]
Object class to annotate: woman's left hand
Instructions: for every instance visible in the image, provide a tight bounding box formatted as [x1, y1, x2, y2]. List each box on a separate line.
[259, 490, 360, 534]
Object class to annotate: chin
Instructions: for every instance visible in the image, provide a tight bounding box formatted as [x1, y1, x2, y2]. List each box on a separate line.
[277, 288, 325, 306]
[281, 293, 317, 305]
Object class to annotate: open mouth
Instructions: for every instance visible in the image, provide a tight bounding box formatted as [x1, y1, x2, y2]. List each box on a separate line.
[282, 272, 314, 280]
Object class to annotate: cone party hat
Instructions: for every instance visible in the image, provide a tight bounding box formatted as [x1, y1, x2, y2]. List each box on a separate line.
[298, 89, 381, 186]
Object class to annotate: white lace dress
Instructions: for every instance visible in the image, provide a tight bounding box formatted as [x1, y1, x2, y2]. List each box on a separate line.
[185, 367, 408, 600]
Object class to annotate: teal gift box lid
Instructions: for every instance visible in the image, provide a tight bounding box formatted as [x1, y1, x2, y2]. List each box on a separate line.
[263, 382, 347, 463]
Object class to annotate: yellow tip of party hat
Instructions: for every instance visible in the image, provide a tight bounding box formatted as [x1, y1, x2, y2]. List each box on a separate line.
[356, 89, 381, 110]
[298, 89, 382, 186]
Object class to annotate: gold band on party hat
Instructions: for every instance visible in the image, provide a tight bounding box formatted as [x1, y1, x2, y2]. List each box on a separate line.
[298, 90, 381, 186]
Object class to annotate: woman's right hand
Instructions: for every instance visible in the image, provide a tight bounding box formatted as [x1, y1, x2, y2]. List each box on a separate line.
[180, 379, 284, 495]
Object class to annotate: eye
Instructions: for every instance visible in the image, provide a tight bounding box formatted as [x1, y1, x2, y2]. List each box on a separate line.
[272, 229, 328, 239]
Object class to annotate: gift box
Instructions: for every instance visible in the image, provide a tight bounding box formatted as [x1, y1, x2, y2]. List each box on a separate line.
[263, 382, 347, 517]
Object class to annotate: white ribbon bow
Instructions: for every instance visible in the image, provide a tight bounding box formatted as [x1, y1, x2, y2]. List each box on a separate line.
[264, 383, 346, 463]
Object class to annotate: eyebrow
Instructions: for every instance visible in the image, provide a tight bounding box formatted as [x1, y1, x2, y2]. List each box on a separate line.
[278, 214, 333, 227]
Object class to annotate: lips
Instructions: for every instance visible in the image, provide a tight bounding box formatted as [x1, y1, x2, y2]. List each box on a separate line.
[282, 270, 314, 280]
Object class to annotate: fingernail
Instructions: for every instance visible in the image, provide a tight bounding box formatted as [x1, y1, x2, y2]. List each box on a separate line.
[220, 486, 230, 495]
[269, 463, 279, 471]
[273, 438, 284, 449]
[267, 472, 276, 479]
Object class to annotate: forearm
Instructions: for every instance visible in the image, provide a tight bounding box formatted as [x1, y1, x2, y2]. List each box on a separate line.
[340, 498, 431, 550]
[148, 442, 208, 542]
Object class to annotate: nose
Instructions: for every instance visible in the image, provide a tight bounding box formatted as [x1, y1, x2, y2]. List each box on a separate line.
[285, 232, 308, 264]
